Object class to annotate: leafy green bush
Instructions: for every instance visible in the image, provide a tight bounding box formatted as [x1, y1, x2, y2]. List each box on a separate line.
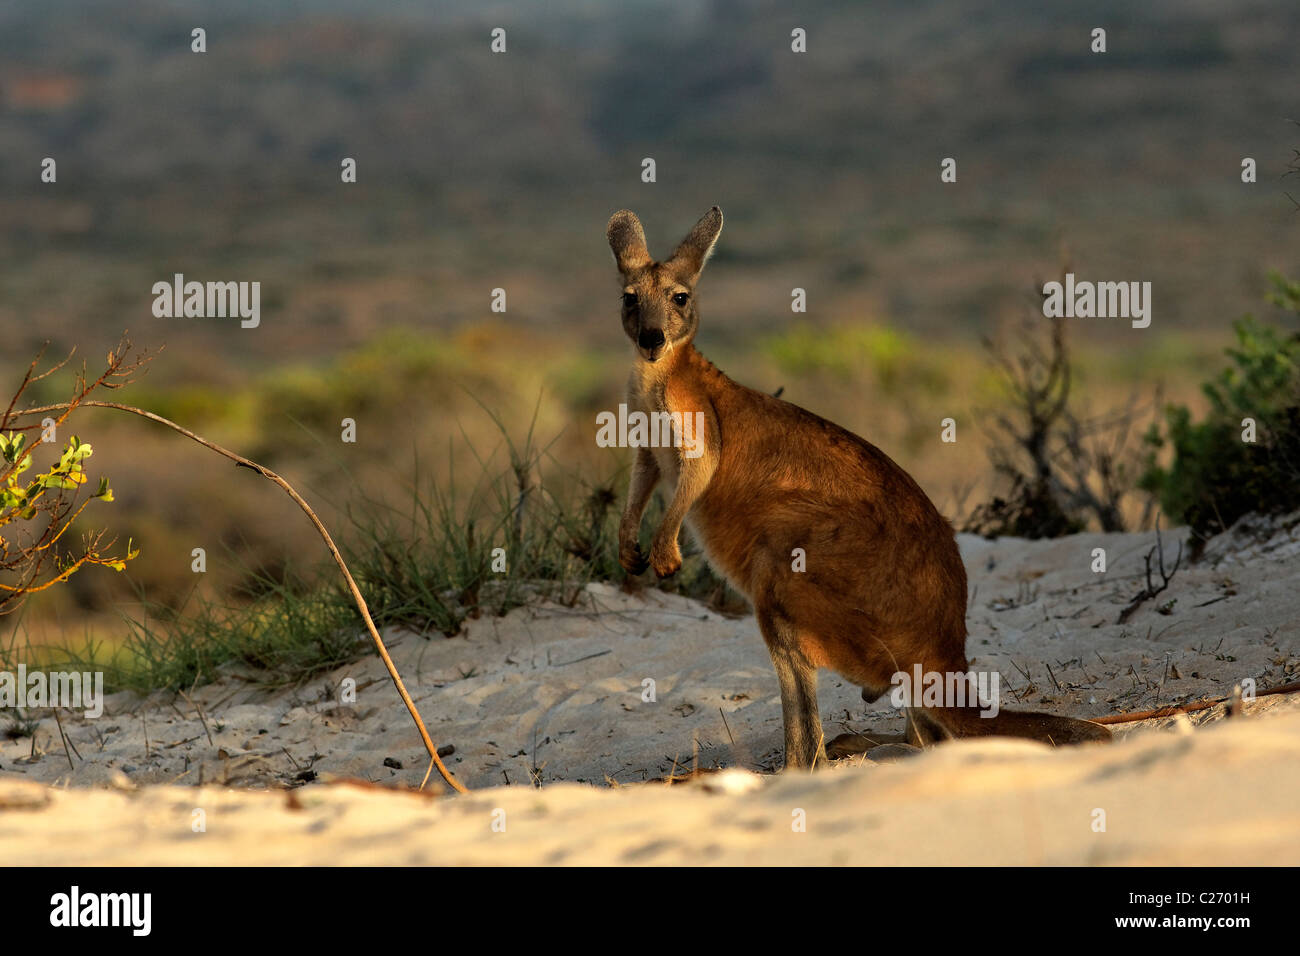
[1141, 274, 1300, 551]
[1, 341, 143, 616]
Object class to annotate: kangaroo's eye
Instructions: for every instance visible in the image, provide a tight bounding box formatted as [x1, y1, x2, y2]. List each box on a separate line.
[622, 292, 638, 307]
[672, 292, 690, 306]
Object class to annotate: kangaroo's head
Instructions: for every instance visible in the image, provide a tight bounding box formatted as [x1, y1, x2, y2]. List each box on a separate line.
[606, 206, 723, 363]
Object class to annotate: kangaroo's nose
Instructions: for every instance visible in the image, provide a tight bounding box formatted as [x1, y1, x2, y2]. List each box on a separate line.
[638, 328, 666, 350]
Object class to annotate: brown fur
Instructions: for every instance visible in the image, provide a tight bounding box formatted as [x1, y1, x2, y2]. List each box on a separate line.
[607, 207, 1111, 769]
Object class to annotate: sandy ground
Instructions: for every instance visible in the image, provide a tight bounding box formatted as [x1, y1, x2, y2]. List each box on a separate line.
[2, 515, 1298, 864]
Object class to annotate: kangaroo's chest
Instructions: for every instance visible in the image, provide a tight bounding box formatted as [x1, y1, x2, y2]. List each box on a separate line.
[625, 384, 680, 485]
[626, 369, 714, 486]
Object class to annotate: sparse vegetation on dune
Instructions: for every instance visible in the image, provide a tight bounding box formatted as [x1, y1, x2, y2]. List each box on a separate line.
[5, 265, 1298, 699]
[0, 311, 1264, 692]
[1, 388, 728, 694]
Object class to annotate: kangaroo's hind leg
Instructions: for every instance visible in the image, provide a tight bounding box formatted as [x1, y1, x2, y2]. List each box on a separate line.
[756, 608, 825, 770]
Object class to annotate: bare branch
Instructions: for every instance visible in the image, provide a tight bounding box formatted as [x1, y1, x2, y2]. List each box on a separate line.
[1117, 519, 1183, 623]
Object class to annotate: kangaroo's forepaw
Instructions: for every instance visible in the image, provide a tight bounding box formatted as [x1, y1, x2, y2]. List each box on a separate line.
[650, 541, 682, 579]
[619, 540, 649, 575]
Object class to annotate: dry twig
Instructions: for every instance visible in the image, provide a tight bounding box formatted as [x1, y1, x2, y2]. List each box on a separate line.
[1116, 519, 1183, 623]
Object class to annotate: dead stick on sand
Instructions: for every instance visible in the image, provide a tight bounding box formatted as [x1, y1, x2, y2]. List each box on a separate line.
[18, 399, 467, 795]
[52, 708, 75, 771]
[1092, 681, 1300, 725]
[178, 689, 214, 747]
[719, 707, 736, 749]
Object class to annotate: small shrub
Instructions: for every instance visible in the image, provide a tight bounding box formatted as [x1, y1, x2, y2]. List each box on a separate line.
[964, 277, 1150, 538]
[1140, 275, 1300, 552]
[1, 343, 144, 617]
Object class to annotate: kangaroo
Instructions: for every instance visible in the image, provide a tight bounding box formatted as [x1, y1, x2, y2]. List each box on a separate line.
[608, 206, 1111, 768]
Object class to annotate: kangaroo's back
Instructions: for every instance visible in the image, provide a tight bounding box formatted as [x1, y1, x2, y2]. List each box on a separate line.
[607, 206, 1110, 768]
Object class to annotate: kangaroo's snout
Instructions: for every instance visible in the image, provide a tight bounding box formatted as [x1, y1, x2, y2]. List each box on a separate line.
[638, 327, 666, 350]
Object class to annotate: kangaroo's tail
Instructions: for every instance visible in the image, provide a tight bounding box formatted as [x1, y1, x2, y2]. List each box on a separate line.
[918, 704, 1111, 745]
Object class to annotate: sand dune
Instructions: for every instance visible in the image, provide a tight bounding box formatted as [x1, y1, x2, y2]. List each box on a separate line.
[2, 518, 1297, 864]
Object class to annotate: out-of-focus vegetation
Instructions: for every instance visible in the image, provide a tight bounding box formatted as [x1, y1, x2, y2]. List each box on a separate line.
[1141, 275, 1300, 554]
[962, 274, 1163, 540]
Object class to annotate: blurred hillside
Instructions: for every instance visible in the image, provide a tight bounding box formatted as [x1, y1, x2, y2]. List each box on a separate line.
[1, 0, 1297, 360]
[1, 0, 1297, 636]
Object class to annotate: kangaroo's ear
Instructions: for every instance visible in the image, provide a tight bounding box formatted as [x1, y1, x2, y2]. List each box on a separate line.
[607, 210, 652, 274]
[666, 206, 723, 283]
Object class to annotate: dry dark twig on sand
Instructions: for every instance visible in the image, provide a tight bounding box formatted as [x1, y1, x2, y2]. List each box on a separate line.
[1116, 519, 1183, 624]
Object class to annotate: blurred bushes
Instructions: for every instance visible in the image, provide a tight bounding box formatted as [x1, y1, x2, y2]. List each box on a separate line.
[761, 323, 950, 396]
[1141, 274, 1300, 552]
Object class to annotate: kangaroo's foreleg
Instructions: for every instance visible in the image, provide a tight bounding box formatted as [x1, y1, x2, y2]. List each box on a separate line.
[619, 446, 660, 574]
[648, 408, 718, 578]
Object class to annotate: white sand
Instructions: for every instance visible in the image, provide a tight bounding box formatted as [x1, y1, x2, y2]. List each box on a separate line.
[2, 517, 1298, 864]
